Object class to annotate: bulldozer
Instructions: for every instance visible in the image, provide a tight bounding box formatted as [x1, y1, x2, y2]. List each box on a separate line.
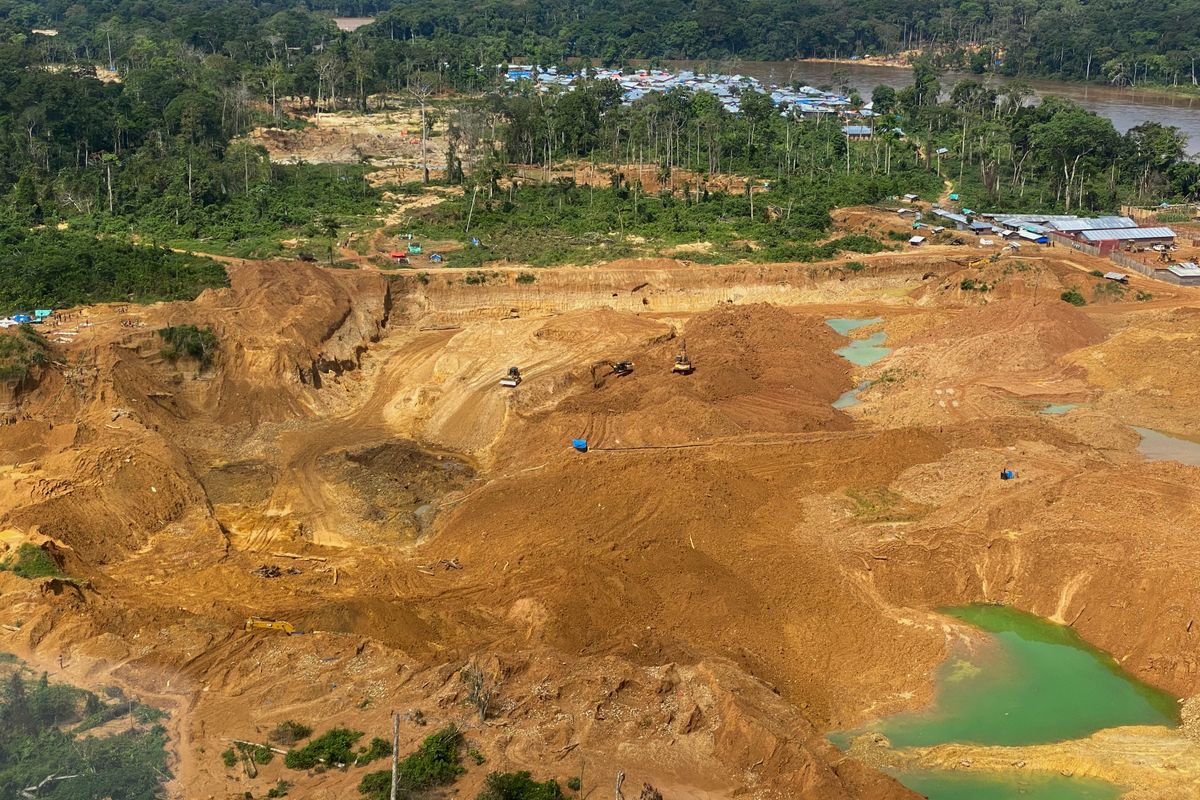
[672, 340, 694, 375]
[590, 359, 634, 388]
[244, 618, 296, 635]
[500, 366, 522, 387]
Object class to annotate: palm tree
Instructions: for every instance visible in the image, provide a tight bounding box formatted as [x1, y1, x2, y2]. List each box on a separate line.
[321, 217, 341, 265]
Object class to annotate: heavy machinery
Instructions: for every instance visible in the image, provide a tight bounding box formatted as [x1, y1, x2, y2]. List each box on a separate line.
[244, 618, 295, 635]
[500, 366, 522, 387]
[590, 359, 634, 388]
[672, 340, 694, 374]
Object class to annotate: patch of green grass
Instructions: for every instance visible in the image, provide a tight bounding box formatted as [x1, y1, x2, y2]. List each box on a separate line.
[515, 271, 537, 284]
[1136, 290, 1154, 301]
[267, 780, 292, 798]
[0, 543, 62, 579]
[845, 487, 926, 523]
[222, 748, 238, 768]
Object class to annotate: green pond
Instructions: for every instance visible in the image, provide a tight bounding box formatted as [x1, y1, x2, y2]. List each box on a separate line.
[832, 605, 1179, 799]
[833, 380, 872, 409]
[1135, 427, 1200, 467]
[898, 770, 1123, 800]
[826, 316, 883, 335]
[826, 318, 892, 367]
[1040, 403, 1081, 415]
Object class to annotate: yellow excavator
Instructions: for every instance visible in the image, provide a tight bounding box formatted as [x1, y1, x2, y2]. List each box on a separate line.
[244, 618, 296, 635]
[590, 359, 634, 388]
[672, 340, 694, 375]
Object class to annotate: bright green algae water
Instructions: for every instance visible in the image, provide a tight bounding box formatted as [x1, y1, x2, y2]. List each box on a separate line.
[832, 605, 1179, 799]
[826, 318, 892, 367]
[871, 605, 1177, 748]
[898, 770, 1123, 800]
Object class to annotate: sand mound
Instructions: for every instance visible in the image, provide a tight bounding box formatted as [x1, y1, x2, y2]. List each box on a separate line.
[904, 298, 1106, 377]
[535, 304, 854, 448]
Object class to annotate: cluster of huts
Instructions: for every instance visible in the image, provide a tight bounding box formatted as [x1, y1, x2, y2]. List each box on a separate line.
[504, 65, 875, 117]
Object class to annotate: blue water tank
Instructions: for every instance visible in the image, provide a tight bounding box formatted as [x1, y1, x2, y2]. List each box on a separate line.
[1000, 469, 1015, 480]
[571, 439, 588, 452]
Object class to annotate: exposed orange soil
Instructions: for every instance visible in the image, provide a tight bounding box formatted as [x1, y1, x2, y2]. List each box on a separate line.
[1, 246, 1199, 800]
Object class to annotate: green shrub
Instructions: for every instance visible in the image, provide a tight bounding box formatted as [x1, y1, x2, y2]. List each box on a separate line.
[267, 780, 292, 798]
[515, 272, 537, 284]
[477, 771, 567, 800]
[222, 748, 237, 768]
[0, 326, 50, 381]
[1136, 290, 1154, 301]
[269, 720, 313, 746]
[567, 776, 582, 791]
[844, 261, 867, 272]
[158, 325, 219, 367]
[0, 543, 62, 579]
[1059, 288, 1087, 307]
[1090, 269, 1104, 277]
[356, 736, 391, 765]
[358, 725, 464, 799]
[285, 727, 364, 770]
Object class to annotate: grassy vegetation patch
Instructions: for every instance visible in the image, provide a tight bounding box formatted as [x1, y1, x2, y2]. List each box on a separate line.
[0, 325, 50, 382]
[0, 543, 62, 579]
[403, 180, 919, 268]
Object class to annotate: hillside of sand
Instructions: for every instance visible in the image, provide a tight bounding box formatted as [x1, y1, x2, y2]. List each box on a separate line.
[0, 251, 1199, 800]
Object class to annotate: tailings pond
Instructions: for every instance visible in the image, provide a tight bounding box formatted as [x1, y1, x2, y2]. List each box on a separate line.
[827, 318, 892, 367]
[834, 605, 1178, 799]
[1134, 427, 1200, 467]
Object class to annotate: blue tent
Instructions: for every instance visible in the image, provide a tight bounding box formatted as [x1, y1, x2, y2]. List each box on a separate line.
[571, 439, 588, 452]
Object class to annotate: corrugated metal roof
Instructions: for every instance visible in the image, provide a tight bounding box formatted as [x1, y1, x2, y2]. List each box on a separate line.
[1080, 227, 1176, 242]
[842, 125, 872, 136]
[1168, 264, 1200, 277]
[1047, 216, 1137, 232]
[1103, 272, 1128, 280]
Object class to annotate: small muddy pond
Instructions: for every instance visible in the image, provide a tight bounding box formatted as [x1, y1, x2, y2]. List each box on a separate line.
[1134, 427, 1200, 467]
[1040, 403, 1081, 415]
[834, 380, 872, 410]
[834, 605, 1178, 799]
[827, 318, 892, 367]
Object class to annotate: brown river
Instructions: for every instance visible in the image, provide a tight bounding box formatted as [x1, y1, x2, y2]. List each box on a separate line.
[665, 60, 1200, 154]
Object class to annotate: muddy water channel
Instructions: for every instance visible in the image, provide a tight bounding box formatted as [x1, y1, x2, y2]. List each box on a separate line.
[835, 605, 1178, 799]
